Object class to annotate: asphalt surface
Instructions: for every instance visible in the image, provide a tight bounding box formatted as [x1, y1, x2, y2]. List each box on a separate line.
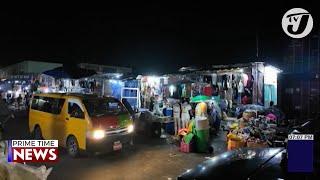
[2, 111, 227, 180]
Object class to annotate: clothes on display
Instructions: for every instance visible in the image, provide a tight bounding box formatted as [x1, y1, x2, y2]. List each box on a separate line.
[211, 74, 217, 85]
[238, 80, 244, 93]
[203, 85, 213, 96]
[264, 84, 277, 108]
[242, 74, 249, 87]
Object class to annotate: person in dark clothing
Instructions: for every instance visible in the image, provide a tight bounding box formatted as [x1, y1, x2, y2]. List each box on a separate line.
[25, 93, 30, 109]
[149, 96, 155, 112]
[17, 94, 22, 110]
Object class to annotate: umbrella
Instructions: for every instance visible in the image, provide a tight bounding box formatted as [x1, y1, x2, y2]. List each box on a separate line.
[190, 95, 211, 103]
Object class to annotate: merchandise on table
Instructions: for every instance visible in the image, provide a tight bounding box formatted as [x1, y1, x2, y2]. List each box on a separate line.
[242, 110, 256, 120]
[227, 138, 246, 151]
[224, 114, 279, 150]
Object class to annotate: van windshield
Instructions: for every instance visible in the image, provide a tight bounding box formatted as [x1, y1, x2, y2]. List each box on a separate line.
[83, 98, 128, 117]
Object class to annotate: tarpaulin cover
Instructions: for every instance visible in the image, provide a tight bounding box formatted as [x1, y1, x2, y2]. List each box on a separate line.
[191, 95, 211, 103]
[183, 133, 194, 144]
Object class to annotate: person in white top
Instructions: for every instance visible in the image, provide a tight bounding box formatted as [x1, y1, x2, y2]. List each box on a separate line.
[181, 99, 192, 129]
[173, 102, 181, 135]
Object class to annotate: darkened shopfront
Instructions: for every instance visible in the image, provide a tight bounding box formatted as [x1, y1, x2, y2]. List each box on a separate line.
[279, 73, 320, 120]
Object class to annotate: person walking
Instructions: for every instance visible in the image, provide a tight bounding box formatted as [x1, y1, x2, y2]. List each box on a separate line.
[25, 92, 30, 109]
[17, 94, 22, 110]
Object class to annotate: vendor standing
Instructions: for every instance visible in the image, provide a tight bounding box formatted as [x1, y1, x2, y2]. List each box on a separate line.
[181, 98, 192, 129]
[173, 102, 182, 135]
[195, 101, 207, 118]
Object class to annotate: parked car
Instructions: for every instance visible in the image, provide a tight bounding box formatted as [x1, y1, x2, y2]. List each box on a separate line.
[29, 93, 134, 157]
[178, 147, 319, 179]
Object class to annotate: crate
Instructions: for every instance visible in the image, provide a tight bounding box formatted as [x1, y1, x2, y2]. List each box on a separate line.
[247, 141, 268, 148]
[180, 140, 194, 153]
[227, 139, 246, 151]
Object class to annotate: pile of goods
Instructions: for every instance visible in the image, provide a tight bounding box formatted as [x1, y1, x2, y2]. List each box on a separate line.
[226, 111, 278, 150]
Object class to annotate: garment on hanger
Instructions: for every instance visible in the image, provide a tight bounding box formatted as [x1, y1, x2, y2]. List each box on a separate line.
[246, 74, 254, 88]
[212, 85, 219, 96]
[212, 74, 217, 85]
[203, 85, 213, 96]
[238, 80, 244, 93]
[222, 75, 228, 90]
[227, 75, 232, 89]
[242, 74, 249, 87]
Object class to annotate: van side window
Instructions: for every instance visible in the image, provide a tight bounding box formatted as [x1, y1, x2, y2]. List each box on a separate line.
[52, 98, 65, 114]
[40, 97, 51, 113]
[31, 96, 40, 110]
[68, 102, 84, 119]
[31, 96, 65, 114]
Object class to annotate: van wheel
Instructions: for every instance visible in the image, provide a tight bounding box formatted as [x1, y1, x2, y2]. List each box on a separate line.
[34, 126, 43, 140]
[67, 136, 80, 158]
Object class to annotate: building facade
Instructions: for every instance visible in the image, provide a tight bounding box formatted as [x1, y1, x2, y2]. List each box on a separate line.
[279, 31, 320, 120]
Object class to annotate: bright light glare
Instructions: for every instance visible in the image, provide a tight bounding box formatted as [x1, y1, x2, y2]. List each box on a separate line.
[93, 130, 105, 139]
[147, 76, 160, 84]
[127, 124, 134, 133]
[264, 66, 280, 85]
[265, 66, 280, 75]
[44, 88, 49, 93]
[169, 85, 176, 96]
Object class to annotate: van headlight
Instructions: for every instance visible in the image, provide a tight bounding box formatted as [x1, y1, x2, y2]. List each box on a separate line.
[127, 125, 134, 133]
[92, 129, 105, 139]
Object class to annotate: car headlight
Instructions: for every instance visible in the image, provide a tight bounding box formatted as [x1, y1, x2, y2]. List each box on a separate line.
[127, 125, 134, 133]
[92, 129, 105, 139]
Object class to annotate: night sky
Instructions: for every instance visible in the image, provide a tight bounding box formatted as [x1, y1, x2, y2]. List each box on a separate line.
[0, 3, 318, 73]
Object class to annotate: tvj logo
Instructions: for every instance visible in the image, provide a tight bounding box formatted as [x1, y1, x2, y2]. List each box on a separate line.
[282, 8, 313, 38]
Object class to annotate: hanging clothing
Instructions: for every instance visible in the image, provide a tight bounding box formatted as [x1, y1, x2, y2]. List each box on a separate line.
[222, 75, 228, 90]
[212, 74, 217, 85]
[212, 85, 219, 96]
[264, 84, 277, 107]
[246, 74, 254, 88]
[238, 80, 244, 93]
[203, 85, 213, 96]
[186, 84, 192, 97]
[181, 84, 187, 98]
[227, 75, 232, 89]
[242, 74, 249, 87]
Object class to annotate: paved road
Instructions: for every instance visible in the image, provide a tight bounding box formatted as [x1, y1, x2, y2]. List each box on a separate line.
[3, 111, 227, 180]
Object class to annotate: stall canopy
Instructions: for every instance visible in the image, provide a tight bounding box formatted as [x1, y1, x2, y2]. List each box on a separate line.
[43, 67, 96, 79]
[190, 95, 211, 103]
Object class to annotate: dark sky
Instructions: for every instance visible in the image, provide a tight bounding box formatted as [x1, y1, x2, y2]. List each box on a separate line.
[0, 2, 318, 73]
